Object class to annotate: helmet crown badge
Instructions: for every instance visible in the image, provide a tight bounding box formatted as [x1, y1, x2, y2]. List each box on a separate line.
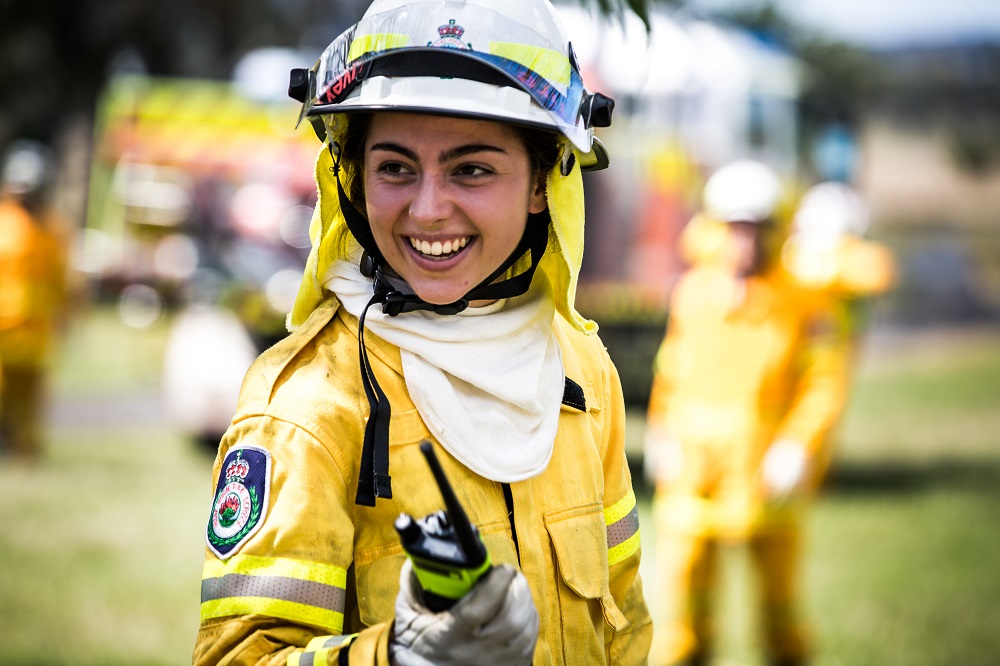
[431, 19, 470, 49]
[438, 19, 464, 39]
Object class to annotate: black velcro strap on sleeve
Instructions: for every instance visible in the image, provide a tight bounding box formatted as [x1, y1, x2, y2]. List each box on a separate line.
[561, 377, 586, 412]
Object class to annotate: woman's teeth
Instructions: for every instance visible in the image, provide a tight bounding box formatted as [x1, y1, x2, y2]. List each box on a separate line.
[410, 237, 469, 257]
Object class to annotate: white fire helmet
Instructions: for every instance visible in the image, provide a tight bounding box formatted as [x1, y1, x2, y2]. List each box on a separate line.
[1, 140, 54, 197]
[288, 0, 614, 170]
[702, 159, 782, 224]
[792, 181, 870, 239]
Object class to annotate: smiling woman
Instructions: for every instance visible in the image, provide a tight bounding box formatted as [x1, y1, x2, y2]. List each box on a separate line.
[361, 113, 549, 305]
[191, 1, 650, 665]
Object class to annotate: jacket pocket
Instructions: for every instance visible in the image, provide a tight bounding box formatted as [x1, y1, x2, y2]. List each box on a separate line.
[545, 504, 629, 664]
[354, 549, 406, 628]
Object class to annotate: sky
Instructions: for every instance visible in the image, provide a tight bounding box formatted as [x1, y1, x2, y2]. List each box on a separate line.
[690, 0, 1000, 47]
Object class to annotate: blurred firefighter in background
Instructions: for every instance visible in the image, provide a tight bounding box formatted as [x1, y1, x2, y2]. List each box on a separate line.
[0, 140, 70, 462]
[782, 181, 897, 353]
[644, 160, 852, 666]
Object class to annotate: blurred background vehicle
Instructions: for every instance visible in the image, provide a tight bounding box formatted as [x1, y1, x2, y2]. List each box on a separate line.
[81, 56, 318, 447]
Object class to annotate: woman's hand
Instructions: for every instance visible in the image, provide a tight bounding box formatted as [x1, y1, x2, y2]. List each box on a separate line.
[391, 560, 538, 666]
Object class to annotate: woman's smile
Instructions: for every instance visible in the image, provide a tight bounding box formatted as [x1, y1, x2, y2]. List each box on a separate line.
[407, 235, 472, 259]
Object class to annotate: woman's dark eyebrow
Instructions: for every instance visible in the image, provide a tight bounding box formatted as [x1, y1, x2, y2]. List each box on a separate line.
[368, 142, 507, 164]
[369, 142, 418, 162]
[438, 144, 507, 163]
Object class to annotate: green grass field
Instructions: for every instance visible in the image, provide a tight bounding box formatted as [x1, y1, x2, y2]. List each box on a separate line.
[1, 308, 999, 665]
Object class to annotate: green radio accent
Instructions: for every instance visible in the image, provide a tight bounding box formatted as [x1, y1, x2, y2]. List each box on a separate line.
[394, 441, 494, 612]
[409, 546, 493, 607]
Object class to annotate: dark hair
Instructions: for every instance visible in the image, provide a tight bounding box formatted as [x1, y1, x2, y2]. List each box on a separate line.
[339, 112, 374, 211]
[338, 111, 561, 212]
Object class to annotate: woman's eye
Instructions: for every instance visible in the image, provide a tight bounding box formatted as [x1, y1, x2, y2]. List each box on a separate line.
[377, 162, 409, 176]
[455, 164, 491, 177]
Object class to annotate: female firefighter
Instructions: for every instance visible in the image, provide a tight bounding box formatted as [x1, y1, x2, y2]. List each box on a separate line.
[192, 1, 651, 664]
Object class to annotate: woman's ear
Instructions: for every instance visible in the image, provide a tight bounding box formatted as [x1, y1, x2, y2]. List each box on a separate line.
[528, 172, 547, 214]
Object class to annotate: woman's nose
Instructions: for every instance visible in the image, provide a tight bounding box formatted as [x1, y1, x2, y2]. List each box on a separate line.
[407, 176, 452, 225]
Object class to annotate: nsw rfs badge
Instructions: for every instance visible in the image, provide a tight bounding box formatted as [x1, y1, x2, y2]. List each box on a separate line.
[206, 445, 271, 559]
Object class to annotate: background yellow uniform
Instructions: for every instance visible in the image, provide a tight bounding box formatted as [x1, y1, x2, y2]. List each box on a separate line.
[646, 263, 851, 665]
[0, 196, 68, 459]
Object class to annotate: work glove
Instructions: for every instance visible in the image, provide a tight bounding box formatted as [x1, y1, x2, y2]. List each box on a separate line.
[391, 559, 538, 666]
[643, 422, 684, 486]
[760, 438, 809, 499]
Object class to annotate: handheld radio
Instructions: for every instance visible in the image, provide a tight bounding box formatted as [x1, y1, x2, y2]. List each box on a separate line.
[394, 441, 493, 611]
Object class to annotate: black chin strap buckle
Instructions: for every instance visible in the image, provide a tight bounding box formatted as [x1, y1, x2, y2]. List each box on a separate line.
[380, 290, 407, 317]
[360, 252, 377, 278]
[431, 300, 469, 316]
[365, 255, 470, 317]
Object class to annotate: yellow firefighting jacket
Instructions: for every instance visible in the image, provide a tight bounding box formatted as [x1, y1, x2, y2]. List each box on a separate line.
[781, 234, 896, 299]
[0, 198, 67, 367]
[194, 295, 651, 666]
[646, 265, 851, 538]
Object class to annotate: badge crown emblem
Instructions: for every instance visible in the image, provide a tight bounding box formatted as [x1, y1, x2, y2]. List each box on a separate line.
[225, 453, 250, 483]
[438, 19, 465, 39]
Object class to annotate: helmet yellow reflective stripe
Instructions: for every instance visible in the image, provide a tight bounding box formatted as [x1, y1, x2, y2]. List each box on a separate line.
[489, 41, 570, 87]
[201, 554, 348, 633]
[347, 33, 410, 62]
[605, 488, 641, 566]
[294, 0, 613, 163]
[345, 34, 574, 88]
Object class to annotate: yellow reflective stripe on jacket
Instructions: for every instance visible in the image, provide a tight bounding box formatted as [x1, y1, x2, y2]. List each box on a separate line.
[604, 488, 641, 566]
[348, 33, 410, 61]
[489, 42, 571, 86]
[305, 633, 357, 651]
[201, 554, 348, 633]
[287, 634, 357, 666]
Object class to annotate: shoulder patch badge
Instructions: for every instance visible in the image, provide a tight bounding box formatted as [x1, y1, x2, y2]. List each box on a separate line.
[206, 445, 272, 560]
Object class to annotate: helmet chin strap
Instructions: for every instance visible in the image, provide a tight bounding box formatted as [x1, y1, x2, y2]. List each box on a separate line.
[327, 142, 552, 505]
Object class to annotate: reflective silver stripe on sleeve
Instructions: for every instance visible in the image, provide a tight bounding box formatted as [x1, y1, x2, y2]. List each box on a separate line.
[321, 635, 355, 649]
[201, 573, 346, 615]
[606, 505, 640, 549]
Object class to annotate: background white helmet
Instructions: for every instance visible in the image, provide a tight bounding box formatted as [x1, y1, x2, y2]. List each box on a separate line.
[1, 140, 55, 197]
[702, 159, 782, 224]
[792, 181, 870, 238]
[289, 0, 614, 170]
